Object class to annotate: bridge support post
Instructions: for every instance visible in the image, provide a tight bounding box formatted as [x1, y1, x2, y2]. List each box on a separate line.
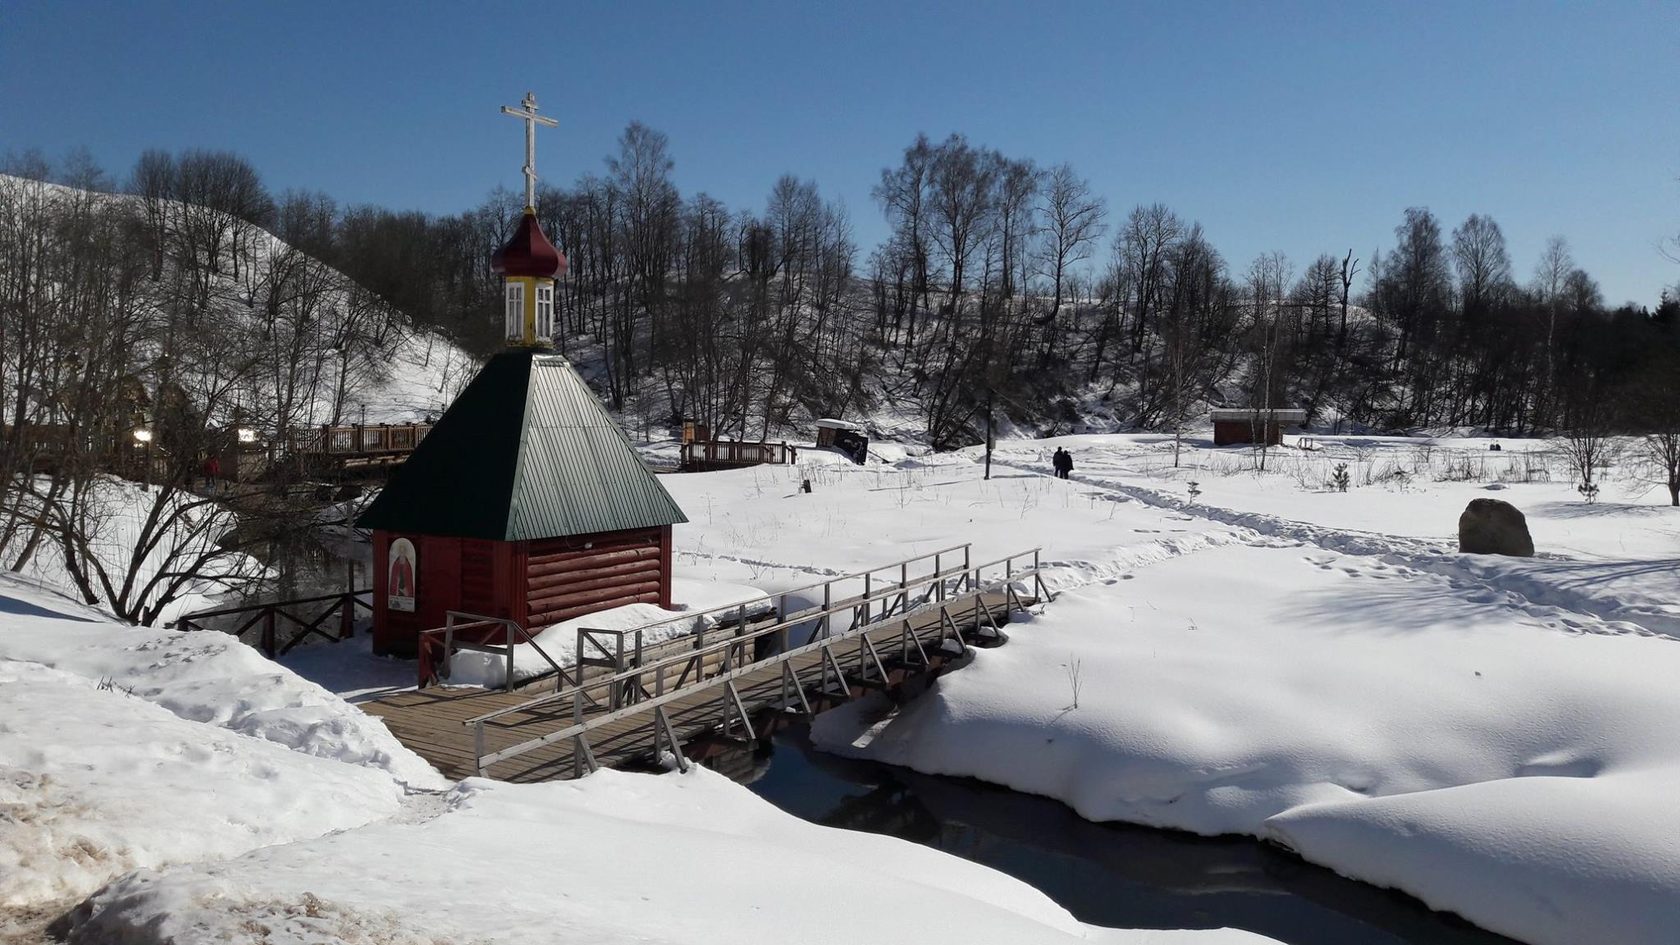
[652, 705, 689, 773]
[821, 645, 849, 700]
[781, 661, 812, 715]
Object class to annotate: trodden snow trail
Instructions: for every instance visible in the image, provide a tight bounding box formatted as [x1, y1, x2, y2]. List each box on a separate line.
[990, 456, 1669, 642]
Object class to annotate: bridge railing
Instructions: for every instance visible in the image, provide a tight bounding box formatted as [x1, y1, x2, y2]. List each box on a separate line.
[466, 546, 1048, 776]
[464, 543, 976, 726]
[418, 611, 576, 691]
[415, 543, 973, 697]
[289, 422, 433, 456]
[678, 439, 795, 468]
[175, 588, 371, 658]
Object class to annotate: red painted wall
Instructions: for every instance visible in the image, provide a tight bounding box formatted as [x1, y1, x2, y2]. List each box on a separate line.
[371, 525, 675, 657]
[520, 525, 672, 628]
[372, 530, 523, 657]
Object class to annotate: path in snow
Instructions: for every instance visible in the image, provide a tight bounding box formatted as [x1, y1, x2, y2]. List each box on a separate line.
[992, 456, 1676, 643]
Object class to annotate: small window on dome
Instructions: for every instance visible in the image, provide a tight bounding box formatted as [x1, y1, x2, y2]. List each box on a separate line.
[504, 282, 524, 341]
[535, 284, 554, 342]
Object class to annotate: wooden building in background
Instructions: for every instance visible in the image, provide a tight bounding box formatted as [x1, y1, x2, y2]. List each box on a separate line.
[1210, 408, 1308, 446]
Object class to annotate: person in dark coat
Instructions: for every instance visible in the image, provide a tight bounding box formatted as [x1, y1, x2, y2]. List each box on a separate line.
[1052, 447, 1073, 479]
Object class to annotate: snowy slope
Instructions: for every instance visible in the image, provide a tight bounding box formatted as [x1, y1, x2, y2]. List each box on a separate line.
[0, 174, 478, 426]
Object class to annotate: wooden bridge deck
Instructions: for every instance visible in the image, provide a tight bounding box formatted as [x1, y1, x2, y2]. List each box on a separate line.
[364, 590, 1024, 782]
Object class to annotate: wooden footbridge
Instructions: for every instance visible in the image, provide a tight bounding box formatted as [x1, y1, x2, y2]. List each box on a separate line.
[364, 545, 1049, 782]
[286, 422, 433, 477]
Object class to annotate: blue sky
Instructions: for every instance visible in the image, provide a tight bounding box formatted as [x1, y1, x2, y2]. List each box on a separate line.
[2, 1, 1675, 304]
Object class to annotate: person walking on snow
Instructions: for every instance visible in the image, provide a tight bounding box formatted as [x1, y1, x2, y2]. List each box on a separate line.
[1052, 447, 1073, 479]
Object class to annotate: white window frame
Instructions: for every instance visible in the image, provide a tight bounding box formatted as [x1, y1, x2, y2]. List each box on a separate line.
[535, 283, 554, 342]
[504, 282, 525, 341]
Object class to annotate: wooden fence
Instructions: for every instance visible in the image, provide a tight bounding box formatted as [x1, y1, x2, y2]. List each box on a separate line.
[176, 588, 371, 658]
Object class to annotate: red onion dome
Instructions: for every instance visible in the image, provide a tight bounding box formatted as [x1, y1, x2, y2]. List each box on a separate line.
[492, 209, 567, 279]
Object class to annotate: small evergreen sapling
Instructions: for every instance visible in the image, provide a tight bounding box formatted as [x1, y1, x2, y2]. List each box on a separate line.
[1330, 462, 1351, 493]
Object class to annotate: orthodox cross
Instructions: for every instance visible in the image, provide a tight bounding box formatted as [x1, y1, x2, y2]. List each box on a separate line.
[501, 92, 558, 209]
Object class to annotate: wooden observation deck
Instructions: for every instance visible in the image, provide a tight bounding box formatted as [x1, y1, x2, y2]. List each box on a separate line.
[363, 545, 1047, 782]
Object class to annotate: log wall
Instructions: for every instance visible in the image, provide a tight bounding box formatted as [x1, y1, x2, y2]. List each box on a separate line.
[520, 525, 673, 628]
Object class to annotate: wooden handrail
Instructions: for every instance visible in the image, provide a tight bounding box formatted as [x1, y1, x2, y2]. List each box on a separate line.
[678, 439, 795, 466]
[588, 542, 970, 643]
[289, 423, 433, 455]
[176, 588, 371, 658]
[419, 611, 576, 692]
[472, 549, 1048, 771]
[466, 545, 1035, 728]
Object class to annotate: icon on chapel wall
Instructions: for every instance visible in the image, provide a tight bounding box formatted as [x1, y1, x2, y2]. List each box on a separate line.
[388, 538, 417, 612]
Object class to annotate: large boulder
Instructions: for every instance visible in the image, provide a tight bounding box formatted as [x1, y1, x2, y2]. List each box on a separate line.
[1458, 498, 1535, 556]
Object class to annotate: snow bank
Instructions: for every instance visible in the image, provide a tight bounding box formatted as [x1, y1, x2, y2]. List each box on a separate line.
[0, 578, 447, 790]
[1269, 768, 1680, 945]
[812, 544, 1680, 945]
[0, 661, 405, 909]
[62, 768, 1274, 945]
[447, 581, 772, 689]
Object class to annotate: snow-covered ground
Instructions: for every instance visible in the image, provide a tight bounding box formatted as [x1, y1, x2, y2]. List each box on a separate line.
[444, 578, 773, 688]
[0, 579, 439, 937]
[9, 427, 1679, 945]
[0, 574, 1265, 944]
[63, 769, 1269, 945]
[653, 432, 1680, 945]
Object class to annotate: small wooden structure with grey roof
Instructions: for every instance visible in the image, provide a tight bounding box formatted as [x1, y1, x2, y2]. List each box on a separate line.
[357, 106, 687, 657]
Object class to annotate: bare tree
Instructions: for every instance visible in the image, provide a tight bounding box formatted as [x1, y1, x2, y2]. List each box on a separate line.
[1244, 252, 1293, 470]
[1337, 248, 1360, 351]
[1532, 235, 1574, 415]
[1035, 164, 1105, 364]
[1451, 214, 1512, 320]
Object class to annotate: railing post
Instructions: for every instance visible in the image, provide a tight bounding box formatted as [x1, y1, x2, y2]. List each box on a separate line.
[505, 622, 517, 692]
[261, 610, 276, 658]
[339, 593, 353, 641]
[861, 572, 871, 627]
[821, 582, 831, 638]
[442, 618, 455, 683]
[572, 690, 586, 778]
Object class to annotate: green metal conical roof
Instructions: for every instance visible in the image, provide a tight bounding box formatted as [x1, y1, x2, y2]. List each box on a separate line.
[356, 349, 687, 540]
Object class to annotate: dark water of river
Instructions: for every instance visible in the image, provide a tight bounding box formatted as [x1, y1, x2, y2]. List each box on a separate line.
[732, 724, 1520, 945]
